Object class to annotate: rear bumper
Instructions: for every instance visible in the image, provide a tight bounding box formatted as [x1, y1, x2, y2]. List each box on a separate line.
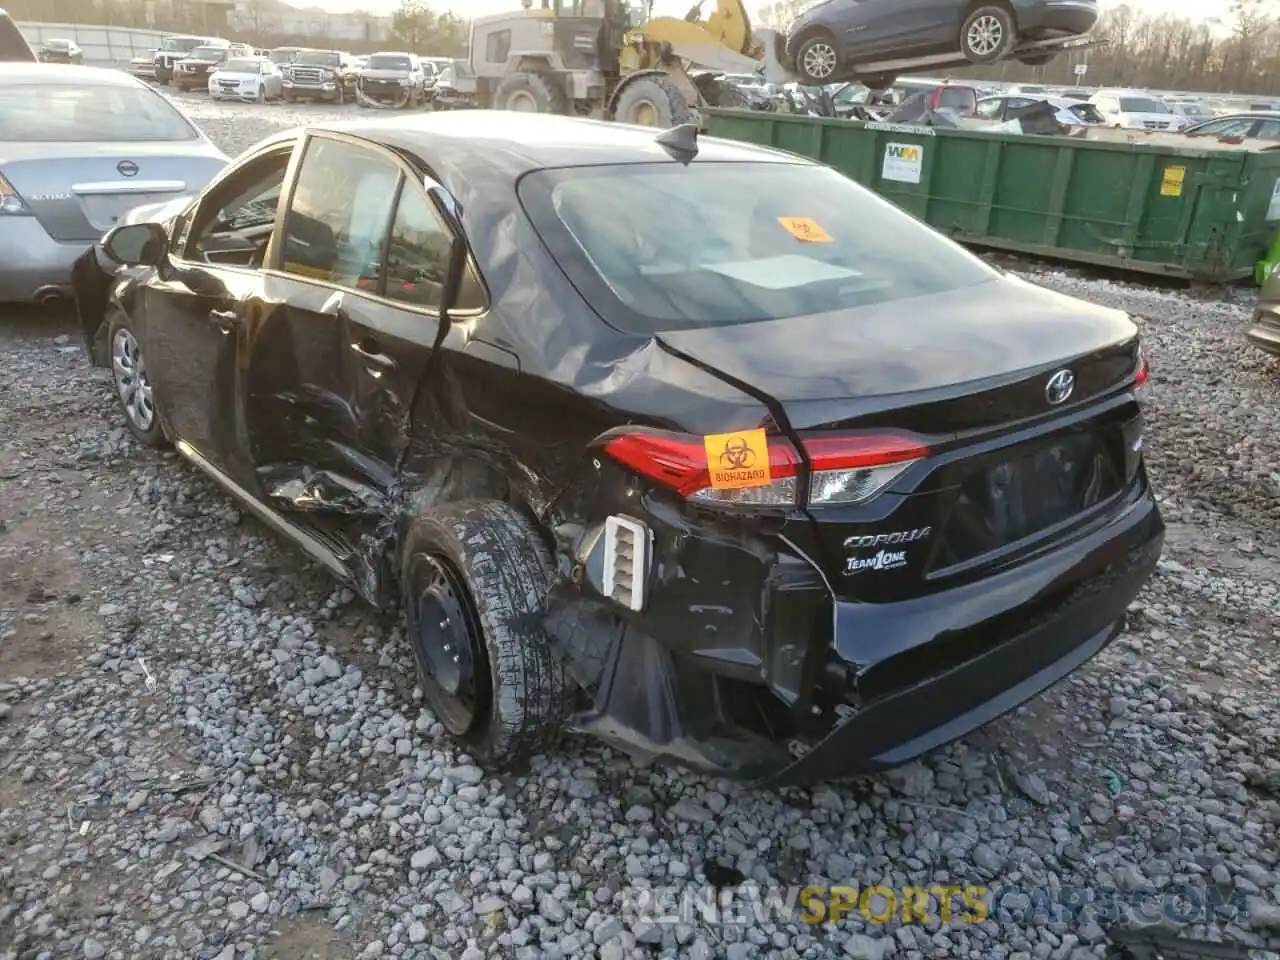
[1016, 0, 1099, 37]
[0, 218, 90, 304]
[548, 451, 1162, 786]
[1247, 309, 1280, 357]
[765, 483, 1162, 785]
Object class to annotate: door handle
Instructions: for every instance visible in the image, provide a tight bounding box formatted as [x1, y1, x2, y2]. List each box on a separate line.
[209, 308, 237, 333]
[350, 339, 395, 369]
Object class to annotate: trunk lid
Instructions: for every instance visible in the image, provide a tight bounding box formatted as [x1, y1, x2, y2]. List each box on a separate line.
[1, 145, 225, 241]
[656, 275, 1136, 433]
[657, 274, 1143, 600]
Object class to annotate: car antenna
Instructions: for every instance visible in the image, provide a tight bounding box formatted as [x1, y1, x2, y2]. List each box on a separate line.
[656, 123, 699, 165]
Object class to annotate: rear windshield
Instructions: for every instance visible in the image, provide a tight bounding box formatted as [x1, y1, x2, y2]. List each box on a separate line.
[0, 82, 199, 142]
[43, 39, 70, 50]
[269, 48, 295, 63]
[519, 162, 994, 332]
[221, 58, 261, 72]
[367, 54, 411, 69]
[163, 37, 205, 52]
[295, 50, 340, 66]
[1119, 97, 1169, 113]
[188, 46, 224, 59]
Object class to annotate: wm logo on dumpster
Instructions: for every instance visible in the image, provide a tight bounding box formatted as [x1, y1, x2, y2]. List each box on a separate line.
[886, 144, 921, 162]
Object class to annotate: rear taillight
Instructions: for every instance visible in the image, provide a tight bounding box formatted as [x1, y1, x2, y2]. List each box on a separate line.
[1134, 343, 1151, 403]
[601, 429, 927, 509]
[0, 173, 30, 216]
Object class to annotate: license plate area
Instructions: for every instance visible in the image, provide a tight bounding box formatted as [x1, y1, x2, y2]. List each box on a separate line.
[77, 192, 178, 231]
[932, 430, 1122, 570]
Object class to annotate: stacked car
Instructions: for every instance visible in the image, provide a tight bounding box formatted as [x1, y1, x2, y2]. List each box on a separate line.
[37, 38, 82, 64]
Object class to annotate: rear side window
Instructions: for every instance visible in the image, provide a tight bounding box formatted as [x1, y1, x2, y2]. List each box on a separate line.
[0, 82, 199, 141]
[519, 161, 995, 333]
[0, 11, 34, 61]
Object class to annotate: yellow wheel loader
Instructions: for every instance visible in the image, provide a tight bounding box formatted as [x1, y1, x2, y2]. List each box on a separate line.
[459, 0, 795, 126]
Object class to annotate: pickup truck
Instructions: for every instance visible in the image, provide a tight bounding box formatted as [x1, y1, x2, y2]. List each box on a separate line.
[282, 48, 356, 103]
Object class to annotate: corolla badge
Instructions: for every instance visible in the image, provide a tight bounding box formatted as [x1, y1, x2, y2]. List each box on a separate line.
[1045, 369, 1075, 406]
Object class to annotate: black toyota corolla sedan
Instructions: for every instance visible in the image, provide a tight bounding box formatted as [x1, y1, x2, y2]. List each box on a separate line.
[72, 112, 1161, 786]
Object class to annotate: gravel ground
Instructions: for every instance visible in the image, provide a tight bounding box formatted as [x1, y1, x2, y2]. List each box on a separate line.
[1, 94, 1278, 960]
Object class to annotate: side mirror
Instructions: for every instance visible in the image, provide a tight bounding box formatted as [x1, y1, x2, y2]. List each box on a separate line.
[426, 182, 468, 326]
[101, 221, 168, 267]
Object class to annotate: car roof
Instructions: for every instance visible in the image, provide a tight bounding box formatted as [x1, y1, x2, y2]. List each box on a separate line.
[0, 62, 149, 86]
[306, 112, 803, 173]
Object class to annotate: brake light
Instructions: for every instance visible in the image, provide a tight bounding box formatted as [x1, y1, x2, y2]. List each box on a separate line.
[0, 173, 30, 216]
[1134, 343, 1151, 403]
[601, 429, 927, 508]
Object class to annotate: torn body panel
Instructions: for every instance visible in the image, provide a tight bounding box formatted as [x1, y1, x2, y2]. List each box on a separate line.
[544, 451, 1163, 786]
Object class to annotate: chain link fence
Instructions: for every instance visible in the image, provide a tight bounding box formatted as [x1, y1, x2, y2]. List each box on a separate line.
[18, 21, 169, 67]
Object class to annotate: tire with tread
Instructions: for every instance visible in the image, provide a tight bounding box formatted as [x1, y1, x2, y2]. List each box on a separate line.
[794, 31, 841, 84]
[862, 72, 897, 90]
[107, 312, 169, 449]
[492, 70, 569, 114]
[960, 4, 1016, 64]
[400, 501, 570, 763]
[613, 74, 693, 127]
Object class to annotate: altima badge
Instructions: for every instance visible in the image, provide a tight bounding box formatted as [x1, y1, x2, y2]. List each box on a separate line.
[1045, 369, 1075, 406]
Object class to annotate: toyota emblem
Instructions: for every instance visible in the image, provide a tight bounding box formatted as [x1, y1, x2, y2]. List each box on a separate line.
[1045, 369, 1075, 406]
[117, 160, 139, 177]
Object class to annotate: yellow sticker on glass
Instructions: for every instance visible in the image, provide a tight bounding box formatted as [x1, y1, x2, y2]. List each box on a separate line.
[1160, 165, 1185, 197]
[778, 216, 833, 243]
[704, 428, 772, 490]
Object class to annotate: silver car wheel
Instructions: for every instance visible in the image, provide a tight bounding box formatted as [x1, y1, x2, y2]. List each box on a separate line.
[802, 41, 838, 80]
[112, 328, 155, 432]
[966, 15, 1004, 57]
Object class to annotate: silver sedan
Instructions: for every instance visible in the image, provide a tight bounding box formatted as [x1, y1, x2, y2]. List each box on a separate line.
[0, 63, 227, 306]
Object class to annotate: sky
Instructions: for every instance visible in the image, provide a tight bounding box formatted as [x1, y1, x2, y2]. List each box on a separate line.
[305, 0, 1232, 20]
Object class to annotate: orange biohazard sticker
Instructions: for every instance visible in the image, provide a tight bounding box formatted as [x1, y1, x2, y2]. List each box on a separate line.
[704, 428, 772, 490]
[777, 216, 832, 243]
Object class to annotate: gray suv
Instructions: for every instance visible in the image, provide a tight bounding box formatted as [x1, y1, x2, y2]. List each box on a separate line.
[786, 0, 1098, 86]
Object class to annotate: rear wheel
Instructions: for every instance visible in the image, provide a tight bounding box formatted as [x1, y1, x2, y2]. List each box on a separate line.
[284, 90, 295, 102]
[613, 74, 692, 127]
[960, 4, 1016, 64]
[108, 314, 168, 449]
[493, 71, 568, 114]
[795, 32, 841, 84]
[400, 501, 570, 762]
[862, 72, 897, 90]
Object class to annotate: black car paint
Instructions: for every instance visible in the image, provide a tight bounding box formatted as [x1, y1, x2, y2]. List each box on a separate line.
[74, 113, 1162, 786]
[786, 0, 1099, 76]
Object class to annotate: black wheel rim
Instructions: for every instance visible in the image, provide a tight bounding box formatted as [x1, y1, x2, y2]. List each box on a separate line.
[407, 554, 490, 736]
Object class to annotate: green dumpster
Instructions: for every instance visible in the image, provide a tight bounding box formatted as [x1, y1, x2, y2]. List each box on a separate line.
[703, 109, 1280, 283]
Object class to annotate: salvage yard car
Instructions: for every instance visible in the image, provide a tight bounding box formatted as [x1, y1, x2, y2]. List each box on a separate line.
[175, 42, 251, 92]
[786, 0, 1099, 85]
[154, 34, 222, 85]
[72, 113, 1162, 785]
[37, 38, 83, 64]
[208, 56, 283, 102]
[0, 63, 227, 305]
[283, 48, 357, 103]
[0, 6, 34, 61]
[357, 51, 427, 109]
